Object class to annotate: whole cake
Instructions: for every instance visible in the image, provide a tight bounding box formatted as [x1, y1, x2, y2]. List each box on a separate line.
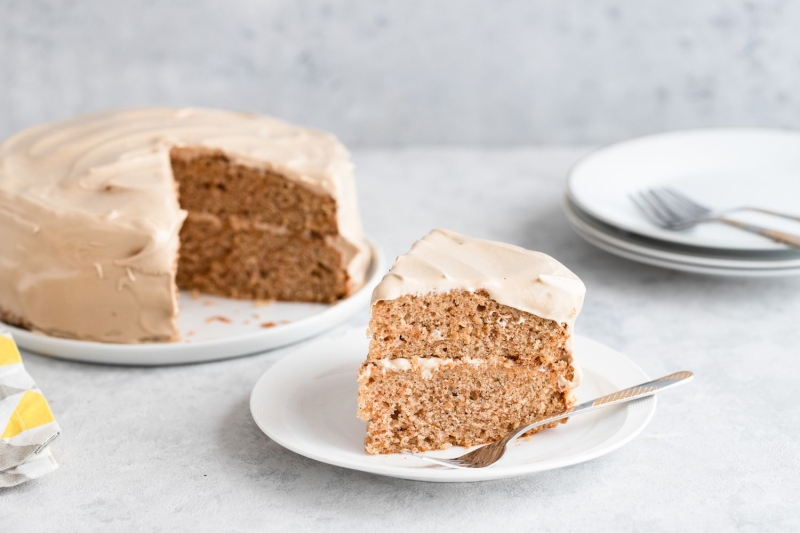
[357, 229, 585, 454]
[0, 108, 370, 343]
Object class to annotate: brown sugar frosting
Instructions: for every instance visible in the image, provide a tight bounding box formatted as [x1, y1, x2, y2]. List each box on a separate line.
[371, 228, 585, 331]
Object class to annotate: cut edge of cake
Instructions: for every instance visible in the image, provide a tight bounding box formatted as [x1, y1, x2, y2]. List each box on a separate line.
[171, 145, 368, 304]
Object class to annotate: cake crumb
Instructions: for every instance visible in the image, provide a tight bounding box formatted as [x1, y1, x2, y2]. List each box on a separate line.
[358, 289, 577, 454]
[206, 315, 231, 324]
[202, 300, 215, 307]
[190, 290, 201, 301]
[260, 322, 277, 328]
[254, 299, 275, 308]
[187, 330, 195, 337]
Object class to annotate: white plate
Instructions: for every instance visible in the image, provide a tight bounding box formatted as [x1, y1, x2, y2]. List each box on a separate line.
[566, 209, 800, 277]
[3, 243, 385, 366]
[568, 129, 800, 251]
[564, 197, 800, 271]
[250, 328, 657, 482]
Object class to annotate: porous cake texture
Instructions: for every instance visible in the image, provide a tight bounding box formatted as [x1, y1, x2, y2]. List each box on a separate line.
[357, 229, 585, 454]
[172, 147, 349, 303]
[0, 108, 370, 343]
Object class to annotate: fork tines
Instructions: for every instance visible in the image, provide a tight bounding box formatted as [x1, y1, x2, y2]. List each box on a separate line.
[630, 187, 710, 230]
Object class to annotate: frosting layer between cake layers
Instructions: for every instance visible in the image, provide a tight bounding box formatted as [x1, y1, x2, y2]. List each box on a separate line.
[0, 108, 370, 342]
[371, 228, 586, 331]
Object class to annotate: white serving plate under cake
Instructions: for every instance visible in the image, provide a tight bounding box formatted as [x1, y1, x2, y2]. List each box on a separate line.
[568, 128, 800, 252]
[250, 328, 656, 483]
[2, 243, 385, 366]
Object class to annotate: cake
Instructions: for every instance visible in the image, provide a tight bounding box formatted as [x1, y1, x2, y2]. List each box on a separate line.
[0, 108, 370, 343]
[357, 229, 585, 454]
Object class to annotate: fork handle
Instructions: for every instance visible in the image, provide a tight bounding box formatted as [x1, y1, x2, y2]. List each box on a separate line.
[747, 207, 800, 223]
[571, 370, 693, 411]
[503, 371, 694, 445]
[719, 217, 800, 251]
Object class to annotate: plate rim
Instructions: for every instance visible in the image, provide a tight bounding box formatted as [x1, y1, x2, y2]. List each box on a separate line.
[564, 197, 800, 270]
[249, 329, 658, 483]
[2, 241, 386, 366]
[566, 211, 800, 277]
[566, 127, 800, 252]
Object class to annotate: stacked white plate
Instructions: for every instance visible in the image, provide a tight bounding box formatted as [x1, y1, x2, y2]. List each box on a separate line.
[565, 129, 800, 277]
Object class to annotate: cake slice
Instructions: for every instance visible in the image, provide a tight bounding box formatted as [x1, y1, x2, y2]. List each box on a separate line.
[357, 229, 585, 454]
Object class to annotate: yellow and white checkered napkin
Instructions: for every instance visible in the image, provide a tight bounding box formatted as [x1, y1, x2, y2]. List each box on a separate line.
[0, 331, 60, 487]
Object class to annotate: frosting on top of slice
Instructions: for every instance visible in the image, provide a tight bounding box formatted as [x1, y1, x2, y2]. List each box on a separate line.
[371, 229, 585, 328]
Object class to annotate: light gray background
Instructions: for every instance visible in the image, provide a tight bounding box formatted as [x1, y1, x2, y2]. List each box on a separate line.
[3, 0, 800, 146]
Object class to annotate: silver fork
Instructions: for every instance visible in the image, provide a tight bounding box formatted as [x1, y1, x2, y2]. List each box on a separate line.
[631, 187, 800, 250]
[665, 188, 800, 225]
[403, 371, 693, 469]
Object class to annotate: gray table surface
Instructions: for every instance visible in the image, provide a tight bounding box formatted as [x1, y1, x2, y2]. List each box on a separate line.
[2, 147, 799, 532]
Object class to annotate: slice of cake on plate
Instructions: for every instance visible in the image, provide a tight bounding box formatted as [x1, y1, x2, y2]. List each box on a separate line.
[357, 229, 585, 454]
[0, 108, 370, 343]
